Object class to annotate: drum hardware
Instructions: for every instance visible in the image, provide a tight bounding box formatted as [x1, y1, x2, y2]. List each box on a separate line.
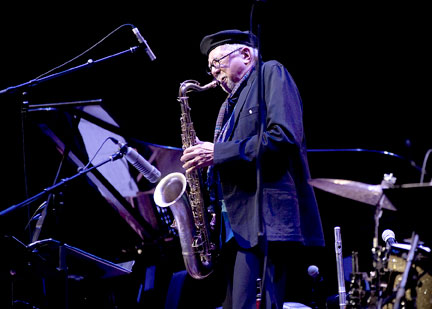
[366, 244, 389, 308]
[380, 181, 432, 308]
[380, 236, 432, 309]
[312, 174, 432, 308]
[348, 251, 369, 308]
[339, 236, 431, 309]
[311, 175, 397, 306]
[312, 175, 399, 308]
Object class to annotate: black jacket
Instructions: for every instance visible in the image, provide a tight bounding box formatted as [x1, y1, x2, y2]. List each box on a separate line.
[214, 60, 325, 249]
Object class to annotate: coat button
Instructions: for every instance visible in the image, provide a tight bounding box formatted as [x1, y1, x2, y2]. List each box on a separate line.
[249, 109, 253, 114]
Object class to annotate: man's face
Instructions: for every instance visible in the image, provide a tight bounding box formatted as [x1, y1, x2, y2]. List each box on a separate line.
[208, 45, 248, 93]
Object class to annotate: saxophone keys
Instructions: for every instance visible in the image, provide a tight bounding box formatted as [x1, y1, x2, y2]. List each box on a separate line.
[170, 219, 178, 229]
[192, 236, 203, 248]
[210, 213, 216, 230]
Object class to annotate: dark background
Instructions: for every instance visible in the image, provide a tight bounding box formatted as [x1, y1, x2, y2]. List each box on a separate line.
[0, 1, 430, 308]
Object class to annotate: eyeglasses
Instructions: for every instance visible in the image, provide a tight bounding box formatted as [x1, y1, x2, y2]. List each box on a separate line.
[206, 48, 242, 75]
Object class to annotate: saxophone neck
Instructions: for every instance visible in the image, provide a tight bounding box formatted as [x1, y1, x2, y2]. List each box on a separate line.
[179, 79, 219, 97]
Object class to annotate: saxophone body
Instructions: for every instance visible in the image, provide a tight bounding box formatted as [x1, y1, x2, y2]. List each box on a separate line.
[154, 79, 219, 279]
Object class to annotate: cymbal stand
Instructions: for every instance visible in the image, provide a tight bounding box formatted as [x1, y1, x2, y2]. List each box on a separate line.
[368, 235, 386, 308]
[369, 173, 396, 308]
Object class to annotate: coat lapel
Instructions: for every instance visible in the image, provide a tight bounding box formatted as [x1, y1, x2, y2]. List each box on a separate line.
[226, 69, 257, 141]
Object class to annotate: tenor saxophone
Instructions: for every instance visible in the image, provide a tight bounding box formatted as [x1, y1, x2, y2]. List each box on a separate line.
[154, 79, 219, 279]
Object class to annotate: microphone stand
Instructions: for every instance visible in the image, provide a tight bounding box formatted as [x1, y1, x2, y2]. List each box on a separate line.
[0, 44, 141, 239]
[30, 145, 69, 243]
[250, 1, 268, 307]
[393, 233, 419, 309]
[0, 45, 141, 95]
[0, 149, 125, 217]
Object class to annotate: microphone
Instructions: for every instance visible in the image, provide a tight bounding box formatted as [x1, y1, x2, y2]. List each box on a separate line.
[308, 265, 321, 280]
[110, 138, 161, 183]
[132, 26, 156, 61]
[382, 229, 397, 247]
[307, 265, 326, 309]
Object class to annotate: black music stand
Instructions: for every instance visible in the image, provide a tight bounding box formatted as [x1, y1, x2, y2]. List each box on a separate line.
[27, 238, 132, 279]
[383, 183, 432, 246]
[1, 236, 133, 309]
[26, 238, 132, 309]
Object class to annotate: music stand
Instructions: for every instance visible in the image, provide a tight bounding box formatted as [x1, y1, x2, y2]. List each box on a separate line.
[27, 238, 133, 309]
[2, 237, 133, 309]
[383, 183, 432, 246]
[27, 238, 133, 279]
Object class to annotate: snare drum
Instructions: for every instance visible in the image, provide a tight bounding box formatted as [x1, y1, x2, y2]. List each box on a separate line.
[383, 243, 431, 309]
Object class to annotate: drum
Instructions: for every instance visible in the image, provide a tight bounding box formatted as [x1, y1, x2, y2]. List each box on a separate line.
[382, 243, 431, 309]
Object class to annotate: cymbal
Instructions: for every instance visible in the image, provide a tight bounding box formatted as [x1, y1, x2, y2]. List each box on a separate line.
[309, 178, 397, 211]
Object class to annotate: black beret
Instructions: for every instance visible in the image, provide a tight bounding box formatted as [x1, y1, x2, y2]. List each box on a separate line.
[200, 29, 258, 56]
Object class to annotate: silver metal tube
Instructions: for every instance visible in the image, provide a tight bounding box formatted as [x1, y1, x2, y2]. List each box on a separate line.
[334, 226, 347, 309]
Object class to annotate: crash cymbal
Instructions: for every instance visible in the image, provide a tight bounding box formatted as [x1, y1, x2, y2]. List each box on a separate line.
[309, 178, 397, 211]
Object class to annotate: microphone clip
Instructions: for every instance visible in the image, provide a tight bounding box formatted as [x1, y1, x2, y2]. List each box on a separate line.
[109, 150, 124, 162]
[118, 143, 129, 155]
[108, 137, 126, 161]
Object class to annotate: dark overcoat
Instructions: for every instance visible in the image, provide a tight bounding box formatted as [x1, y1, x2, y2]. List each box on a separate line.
[213, 60, 325, 249]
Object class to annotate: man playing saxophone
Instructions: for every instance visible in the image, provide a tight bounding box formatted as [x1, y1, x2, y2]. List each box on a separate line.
[180, 29, 325, 309]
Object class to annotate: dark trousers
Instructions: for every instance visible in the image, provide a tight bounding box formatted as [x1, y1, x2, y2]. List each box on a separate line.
[221, 239, 307, 309]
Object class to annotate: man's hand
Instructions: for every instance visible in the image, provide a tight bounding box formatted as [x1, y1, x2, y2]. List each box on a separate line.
[180, 138, 214, 173]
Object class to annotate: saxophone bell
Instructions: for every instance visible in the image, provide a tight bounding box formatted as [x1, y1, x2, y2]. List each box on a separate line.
[153, 172, 213, 279]
[154, 172, 187, 208]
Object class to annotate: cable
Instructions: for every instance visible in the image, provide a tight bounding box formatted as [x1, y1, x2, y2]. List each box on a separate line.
[82, 137, 115, 171]
[24, 136, 114, 231]
[32, 23, 134, 81]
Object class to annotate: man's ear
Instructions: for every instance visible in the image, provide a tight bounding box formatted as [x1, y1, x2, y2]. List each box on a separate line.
[241, 47, 252, 63]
